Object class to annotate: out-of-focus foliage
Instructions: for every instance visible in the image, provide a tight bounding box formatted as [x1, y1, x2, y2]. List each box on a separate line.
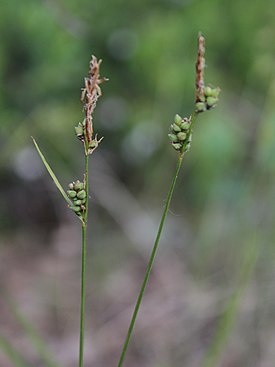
[1, 0, 275, 366]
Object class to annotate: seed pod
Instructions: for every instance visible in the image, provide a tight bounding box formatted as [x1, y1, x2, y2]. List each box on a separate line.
[68, 190, 77, 198]
[77, 190, 86, 199]
[206, 96, 218, 107]
[174, 114, 182, 126]
[177, 132, 187, 141]
[89, 140, 98, 149]
[211, 87, 220, 98]
[75, 123, 84, 137]
[172, 124, 181, 133]
[74, 181, 84, 191]
[195, 102, 206, 113]
[71, 205, 81, 212]
[204, 86, 213, 97]
[168, 134, 178, 143]
[73, 199, 82, 206]
[181, 122, 190, 130]
[172, 143, 182, 150]
[68, 183, 74, 190]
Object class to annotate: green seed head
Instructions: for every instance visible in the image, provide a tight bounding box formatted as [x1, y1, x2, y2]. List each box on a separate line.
[181, 122, 190, 130]
[81, 199, 86, 204]
[89, 140, 98, 149]
[168, 133, 179, 143]
[71, 205, 81, 212]
[172, 123, 181, 133]
[74, 123, 84, 136]
[73, 199, 82, 206]
[211, 87, 220, 98]
[206, 96, 218, 107]
[68, 190, 77, 198]
[174, 114, 182, 126]
[177, 132, 187, 141]
[77, 190, 86, 199]
[195, 102, 206, 113]
[204, 86, 213, 97]
[74, 180, 84, 191]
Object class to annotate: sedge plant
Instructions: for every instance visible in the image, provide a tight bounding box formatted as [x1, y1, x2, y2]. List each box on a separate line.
[33, 56, 108, 367]
[116, 33, 220, 367]
[31, 33, 220, 367]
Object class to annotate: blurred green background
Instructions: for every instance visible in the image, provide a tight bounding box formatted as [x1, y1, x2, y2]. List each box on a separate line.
[1, 0, 275, 366]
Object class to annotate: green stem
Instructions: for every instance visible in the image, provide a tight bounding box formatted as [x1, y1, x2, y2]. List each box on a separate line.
[117, 152, 184, 367]
[79, 153, 89, 367]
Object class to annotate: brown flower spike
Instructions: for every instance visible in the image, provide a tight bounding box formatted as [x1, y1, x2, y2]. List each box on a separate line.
[195, 33, 205, 103]
[81, 55, 108, 154]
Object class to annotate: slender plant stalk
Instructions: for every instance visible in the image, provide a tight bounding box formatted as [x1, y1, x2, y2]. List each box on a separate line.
[117, 33, 220, 366]
[33, 56, 107, 367]
[79, 152, 89, 367]
[117, 152, 184, 367]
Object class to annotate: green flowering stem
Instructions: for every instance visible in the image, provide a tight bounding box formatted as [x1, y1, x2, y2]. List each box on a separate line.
[117, 151, 185, 367]
[78, 151, 89, 367]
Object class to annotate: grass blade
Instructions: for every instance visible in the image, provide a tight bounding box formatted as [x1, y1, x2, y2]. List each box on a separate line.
[32, 137, 72, 208]
[202, 239, 259, 367]
[0, 334, 31, 367]
[6, 297, 62, 367]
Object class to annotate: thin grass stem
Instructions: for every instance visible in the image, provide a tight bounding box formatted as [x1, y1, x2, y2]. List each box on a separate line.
[117, 152, 184, 367]
[78, 153, 89, 367]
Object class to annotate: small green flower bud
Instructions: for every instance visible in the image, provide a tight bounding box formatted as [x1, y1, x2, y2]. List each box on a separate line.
[73, 199, 82, 206]
[68, 183, 74, 190]
[77, 190, 86, 199]
[204, 86, 213, 97]
[181, 122, 190, 130]
[75, 123, 84, 137]
[172, 124, 181, 133]
[198, 95, 206, 102]
[172, 143, 182, 151]
[195, 102, 206, 112]
[211, 87, 220, 98]
[68, 190, 77, 198]
[174, 114, 182, 126]
[81, 199, 86, 204]
[168, 133, 178, 142]
[177, 132, 187, 141]
[74, 180, 84, 191]
[71, 205, 81, 212]
[89, 140, 98, 149]
[206, 96, 218, 107]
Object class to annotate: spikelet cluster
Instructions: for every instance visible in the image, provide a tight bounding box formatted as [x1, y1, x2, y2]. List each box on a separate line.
[74, 56, 108, 155]
[67, 180, 86, 217]
[168, 114, 192, 153]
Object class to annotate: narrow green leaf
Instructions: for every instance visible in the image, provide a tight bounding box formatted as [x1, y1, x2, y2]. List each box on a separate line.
[32, 137, 72, 207]
[6, 297, 62, 367]
[202, 240, 259, 367]
[0, 335, 31, 367]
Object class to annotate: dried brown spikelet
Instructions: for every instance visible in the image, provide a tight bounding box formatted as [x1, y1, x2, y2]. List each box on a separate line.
[81, 55, 108, 145]
[195, 33, 205, 103]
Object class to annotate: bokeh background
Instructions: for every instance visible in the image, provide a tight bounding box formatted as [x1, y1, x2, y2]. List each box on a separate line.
[1, 0, 275, 366]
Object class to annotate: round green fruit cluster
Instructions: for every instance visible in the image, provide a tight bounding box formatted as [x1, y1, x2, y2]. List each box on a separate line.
[168, 114, 192, 153]
[195, 85, 220, 113]
[67, 180, 86, 215]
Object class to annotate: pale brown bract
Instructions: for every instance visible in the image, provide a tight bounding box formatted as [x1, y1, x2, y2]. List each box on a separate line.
[82, 55, 108, 153]
[195, 33, 205, 103]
